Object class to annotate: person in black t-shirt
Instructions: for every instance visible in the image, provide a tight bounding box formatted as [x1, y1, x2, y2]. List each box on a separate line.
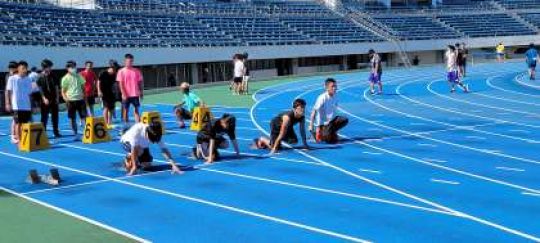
[98, 60, 120, 128]
[193, 113, 240, 164]
[252, 99, 309, 154]
[37, 59, 61, 138]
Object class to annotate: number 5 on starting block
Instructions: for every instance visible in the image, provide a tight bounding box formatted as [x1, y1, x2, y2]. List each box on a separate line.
[83, 117, 111, 144]
[19, 123, 49, 152]
[141, 111, 165, 133]
[190, 107, 213, 131]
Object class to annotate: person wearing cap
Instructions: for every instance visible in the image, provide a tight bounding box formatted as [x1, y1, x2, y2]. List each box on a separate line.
[174, 82, 203, 129]
[252, 98, 309, 154]
[80, 60, 98, 117]
[37, 59, 61, 138]
[61, 60, 87, 141]
[120, 121, 182, 176]
[368, 49, 383, 95]
[193, 113, 240, 164]
[98, 60, 120, 128]
[5, 61, 33, 144]
[117, 53, 143, 126]
[525, 43, 539, 80]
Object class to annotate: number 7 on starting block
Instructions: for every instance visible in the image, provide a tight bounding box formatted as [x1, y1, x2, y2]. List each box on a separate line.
[19, 123, 49, 152]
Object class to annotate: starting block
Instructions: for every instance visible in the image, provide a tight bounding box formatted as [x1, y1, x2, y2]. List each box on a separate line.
[142, 111, 165, 133]
[27, 168, 62, 186]
[19, 122, 49, 152]
[83, 116, 111, 144]
[190, 107, 213, 131]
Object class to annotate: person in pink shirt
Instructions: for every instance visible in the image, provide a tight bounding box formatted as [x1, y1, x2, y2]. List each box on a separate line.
[117, 53, 143, 126]
[80, 61, 98, 117]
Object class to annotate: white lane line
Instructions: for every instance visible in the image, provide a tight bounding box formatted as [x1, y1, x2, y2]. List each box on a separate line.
[363, 151, 383, 155]
[0, 186, 151, 243]
[367, 128, 382, 131]
[358, 169, 382, 174]
[522, 192, 540, 198]
[430, 179, 460, 185]
[422, 158, 447, 163]
[495, 167, 525, 172]
[418, 143, 437, 148]
[466, 136, 486, 140]
[0, 151, 371, 243]
[257, 74, 540, 242]
[364, 139, 384, 142]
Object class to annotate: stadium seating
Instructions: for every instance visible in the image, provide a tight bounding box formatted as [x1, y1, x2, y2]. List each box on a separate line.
[0, 0, 539, 48]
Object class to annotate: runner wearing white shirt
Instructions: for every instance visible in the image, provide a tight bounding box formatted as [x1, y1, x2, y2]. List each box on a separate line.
[445, 45, 469, 93]
[5, 61, 33, 144]
[308, 78, 349, 144]
[120, 122, 182, 175]
[232, 54, 245, 95]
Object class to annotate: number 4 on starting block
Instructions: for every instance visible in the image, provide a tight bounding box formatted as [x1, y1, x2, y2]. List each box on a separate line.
[19, 123, 49, 152]
[142, 111, 165, 133]
[190, 107, 213, 131]
[83, 117, 111, 144]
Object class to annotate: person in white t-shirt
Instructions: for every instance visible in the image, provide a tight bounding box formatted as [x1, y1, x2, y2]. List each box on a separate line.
[120, 121, 182, 175]
[232, 54, 245, 95]
[5, 61, 34, 144]
[445, 45, 469, 93]
[308, 78, 349, 144]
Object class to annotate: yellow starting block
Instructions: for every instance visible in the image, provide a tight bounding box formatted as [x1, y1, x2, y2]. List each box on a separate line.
[190, 107, 213, 131]
[19, 122, 49, 152]
[83, 117, 111, 144]
[141, 111, 165, 133]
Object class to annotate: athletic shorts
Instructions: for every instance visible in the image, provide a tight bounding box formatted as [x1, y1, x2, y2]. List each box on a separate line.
[66, 100, 86, 120]
[86, 96, 96, 106]
[233, 77, 243, 83]
[175, 107, 192, 120]
[102, 96, 115, 110]
[13, 110, 32, 124]
[447, 71, 459, 83]
[369, 72, 382, 84]
[529, 61, 537, 69]
[497, 53, 504, 57]
[269, 121, 298, 149]
[122, 97, 140, 110]
[121, 141, 153, 163]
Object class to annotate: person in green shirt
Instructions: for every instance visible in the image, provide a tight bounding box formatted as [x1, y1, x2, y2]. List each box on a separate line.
[174, 82, 203, 129]
[61, 60, 87, 141]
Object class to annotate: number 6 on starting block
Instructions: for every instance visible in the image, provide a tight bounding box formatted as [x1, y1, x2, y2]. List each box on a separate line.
[83, 117, 111, 144]
[141, 111, 165, 133]
[190, 107, 213, 131]
[19, 123, 49, 152]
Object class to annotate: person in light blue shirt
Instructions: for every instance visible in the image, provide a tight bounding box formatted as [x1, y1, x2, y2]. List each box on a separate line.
[174, 82, 203, 128]
[525, 43, 539, 80]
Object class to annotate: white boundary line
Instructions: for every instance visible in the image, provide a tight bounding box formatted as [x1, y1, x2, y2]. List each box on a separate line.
[0, 151, 372, 243]
[0, 186, 150, 243]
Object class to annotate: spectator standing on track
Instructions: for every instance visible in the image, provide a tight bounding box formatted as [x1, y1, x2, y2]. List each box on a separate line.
[4, 61, 18, 141]
[98, 60, 120, 129]
[28, 66, 41, 113]
[117, 53, 143, 128]
[496, 42, 505, 62]
[232, 54, 245, 96]
[37, 59, 61, 138]
[368, 49, 383, 95]
[456, 43, 467, 78]
[61, 60, 87, 141]
[5, 61, 33, 144]
[525, 43, 539, 81]
[80, 61, 98, 117]
[445, 45, 469, 93]
[309, 78, 349, 144]
[242, 52, 250, 95]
